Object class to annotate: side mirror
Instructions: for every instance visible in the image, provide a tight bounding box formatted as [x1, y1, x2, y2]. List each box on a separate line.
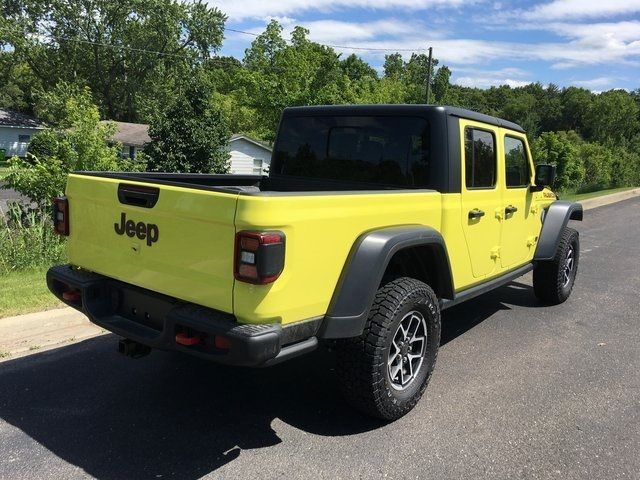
[535, 164, 556, 188]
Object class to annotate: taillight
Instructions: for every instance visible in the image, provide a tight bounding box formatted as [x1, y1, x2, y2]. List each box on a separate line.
[53, 196, 69, 236]
[234, 231, 285, 284]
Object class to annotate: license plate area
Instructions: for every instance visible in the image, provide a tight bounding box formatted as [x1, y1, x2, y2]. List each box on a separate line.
[111, 283, 178, 332]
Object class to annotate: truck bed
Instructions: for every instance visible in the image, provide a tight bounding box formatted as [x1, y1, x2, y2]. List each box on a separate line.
[74, 171, 425, 195]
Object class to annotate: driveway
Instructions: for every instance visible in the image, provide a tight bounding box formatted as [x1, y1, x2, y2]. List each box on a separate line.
[0, 198, 639, 479]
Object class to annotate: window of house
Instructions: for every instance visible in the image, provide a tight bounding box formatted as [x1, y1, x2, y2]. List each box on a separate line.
[504, 136, 529, 188]
[253, 158, 264, 175]
[18, 134, 31, 143]
[129, 146, 136, 159]
[464, 127, 496, 189]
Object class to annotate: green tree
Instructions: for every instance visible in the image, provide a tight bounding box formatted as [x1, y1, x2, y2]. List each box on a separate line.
[560, 87, 593, 133]
[432, 65, 451, 103]
[4, 0, 226, 122]
[340, 54, 378, 82]
[579, 142, 613, 189]
[144, 72, 230, 173]
[383, 53, 404, 80]
[532, 131, 585, 191]
[584, 90, 640, 144]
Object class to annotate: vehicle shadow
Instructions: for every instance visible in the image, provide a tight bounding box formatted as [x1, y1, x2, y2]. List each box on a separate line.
[0, 281, 541, 479]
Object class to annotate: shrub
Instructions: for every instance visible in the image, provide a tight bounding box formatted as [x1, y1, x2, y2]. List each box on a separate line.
[579, 142, 613, 191]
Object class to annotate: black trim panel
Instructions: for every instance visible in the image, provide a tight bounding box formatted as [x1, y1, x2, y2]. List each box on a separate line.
[441, 263, 534, 310]
[319, 225, 454, 339]
[46, 264, 320, 366]
[534, 201, 583, 261]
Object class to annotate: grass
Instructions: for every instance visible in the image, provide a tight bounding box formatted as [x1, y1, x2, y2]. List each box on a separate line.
[0, 268, 63, 318]
[561, 186, 637, 202]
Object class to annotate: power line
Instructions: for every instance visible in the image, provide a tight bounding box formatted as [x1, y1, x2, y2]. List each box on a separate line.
[224, 27, 429, 53]
[21, 26, 430, 68]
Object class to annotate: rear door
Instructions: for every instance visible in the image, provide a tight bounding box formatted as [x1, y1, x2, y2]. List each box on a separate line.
[499, 131, 541, 268]
[459, 120, 504, 279]
[65, 174, 238, 313]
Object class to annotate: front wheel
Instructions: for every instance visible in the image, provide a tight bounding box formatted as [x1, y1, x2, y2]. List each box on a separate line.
[335, 277, 441, 420]
[533, 227, 579, 304]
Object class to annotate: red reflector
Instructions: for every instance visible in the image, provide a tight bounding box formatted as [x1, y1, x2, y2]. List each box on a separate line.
[62, 290, 81, 302]
[53, 196, 69, 236]
[260, 233, 284, 245]
[240, 236, 260, 251]
[175, 332, 202, 346]
[238, 263, 258, 279]
[214, 335, 231, 350]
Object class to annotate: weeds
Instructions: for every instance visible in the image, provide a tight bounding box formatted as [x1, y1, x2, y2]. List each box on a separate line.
[0, 203, 66, 273]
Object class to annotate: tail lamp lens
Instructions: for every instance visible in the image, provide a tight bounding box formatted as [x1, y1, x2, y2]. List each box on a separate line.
[235, 231, 285, 284]
[53, 196, 69, 236]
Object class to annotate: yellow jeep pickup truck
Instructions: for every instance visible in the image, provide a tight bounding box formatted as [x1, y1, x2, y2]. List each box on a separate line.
[47, 105, 582, 420]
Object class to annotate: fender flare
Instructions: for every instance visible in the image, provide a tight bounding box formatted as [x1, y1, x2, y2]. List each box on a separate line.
[534, 200, 583, 261]
[318, 225, 454, 339]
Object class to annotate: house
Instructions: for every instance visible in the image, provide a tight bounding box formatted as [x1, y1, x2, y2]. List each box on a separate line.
[0, 109, 45, 158]
[103, 122, 272, 174]
[228, 134, 272, 175]
[103, 121, 151, 159]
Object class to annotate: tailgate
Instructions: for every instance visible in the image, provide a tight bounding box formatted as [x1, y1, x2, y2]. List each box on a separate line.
[65, 174, 239, 313]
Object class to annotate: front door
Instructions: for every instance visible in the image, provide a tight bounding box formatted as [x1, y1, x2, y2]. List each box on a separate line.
[500, 132, 541, 268]
[460, 121, 503, 279]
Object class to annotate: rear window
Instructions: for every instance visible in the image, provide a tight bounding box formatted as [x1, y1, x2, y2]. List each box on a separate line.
[271, 116, 431, 188]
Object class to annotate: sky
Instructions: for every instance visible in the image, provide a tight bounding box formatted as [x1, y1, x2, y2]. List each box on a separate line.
[210, 0, 640, 92]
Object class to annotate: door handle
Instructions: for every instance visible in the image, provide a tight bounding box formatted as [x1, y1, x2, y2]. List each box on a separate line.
[505, 205, 518, 216]
[468, 209, 485, 220]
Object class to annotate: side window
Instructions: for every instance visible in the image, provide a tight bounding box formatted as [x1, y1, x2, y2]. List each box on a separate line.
[464, 127, 496, 189]
[504, 136, 529, 188]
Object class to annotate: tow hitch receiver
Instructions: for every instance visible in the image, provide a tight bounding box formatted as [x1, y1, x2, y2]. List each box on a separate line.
[118, 338, 151, 358]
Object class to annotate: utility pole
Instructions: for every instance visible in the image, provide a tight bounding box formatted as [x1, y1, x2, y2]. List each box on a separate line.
[426, 46, 433, 104]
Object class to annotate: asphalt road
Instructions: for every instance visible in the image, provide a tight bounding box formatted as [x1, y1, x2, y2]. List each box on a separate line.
[1, 198, 639, 480]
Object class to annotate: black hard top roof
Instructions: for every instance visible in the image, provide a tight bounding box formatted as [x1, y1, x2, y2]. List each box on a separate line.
[282, 104, 525, 133]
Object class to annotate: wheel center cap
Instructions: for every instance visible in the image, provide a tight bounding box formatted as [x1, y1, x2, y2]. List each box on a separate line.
[400, 343, 410, 356]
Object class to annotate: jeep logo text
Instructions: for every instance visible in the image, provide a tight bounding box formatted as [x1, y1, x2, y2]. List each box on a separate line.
[114, 212, 159, 246]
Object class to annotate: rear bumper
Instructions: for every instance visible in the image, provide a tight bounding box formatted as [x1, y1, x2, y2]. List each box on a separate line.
[47, 264, 319, 366]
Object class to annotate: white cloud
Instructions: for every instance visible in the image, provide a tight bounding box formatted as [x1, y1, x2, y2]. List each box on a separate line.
[452, 67, 533, 88]
[544, 20, 640, 42]
[572, 76, 618, 89]
[210, 0, 470, 21]
[285, 19, 425, 44]
[522, 0, 640, 21]
[454, 77, 532, 88]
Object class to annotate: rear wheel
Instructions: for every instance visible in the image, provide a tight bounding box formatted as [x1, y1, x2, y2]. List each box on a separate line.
[335, 277, 441, 420]
[533, 227, 579, 304]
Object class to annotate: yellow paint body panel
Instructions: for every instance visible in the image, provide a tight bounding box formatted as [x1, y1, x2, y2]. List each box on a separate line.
[233, 191, 446, 324]
[66, 174, 238, 313]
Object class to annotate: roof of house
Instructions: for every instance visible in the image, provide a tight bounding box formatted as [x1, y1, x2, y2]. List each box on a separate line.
[0, 109, 45, 129]
[230, 134, 272, 152]
[102, 121, 151, 147]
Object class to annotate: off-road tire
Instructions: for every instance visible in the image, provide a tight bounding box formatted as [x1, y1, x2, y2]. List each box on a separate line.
[335, 277, 441, 421]
[533, 227, 579, 304]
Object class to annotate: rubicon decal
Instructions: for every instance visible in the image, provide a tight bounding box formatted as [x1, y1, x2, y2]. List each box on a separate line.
[114, 212, 159, 246]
